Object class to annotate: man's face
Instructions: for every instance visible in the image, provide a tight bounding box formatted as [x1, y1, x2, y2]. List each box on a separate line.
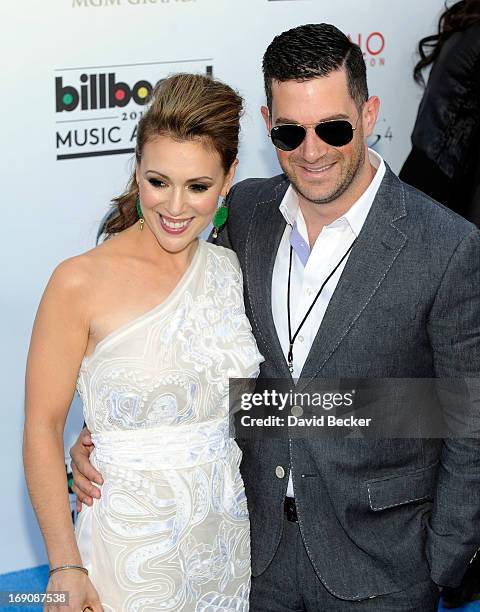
[262, 69, 378, 206]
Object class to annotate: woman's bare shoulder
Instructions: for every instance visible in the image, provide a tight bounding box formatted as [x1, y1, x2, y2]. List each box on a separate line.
[51, 233, 130, 290]
[47, 237, 121, 300]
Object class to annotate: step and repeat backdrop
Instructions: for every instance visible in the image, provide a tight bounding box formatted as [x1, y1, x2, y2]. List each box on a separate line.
[1, 0, 443, 575]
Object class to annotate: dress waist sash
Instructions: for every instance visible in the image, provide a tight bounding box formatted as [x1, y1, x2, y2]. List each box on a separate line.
[91, 417, 232, 470]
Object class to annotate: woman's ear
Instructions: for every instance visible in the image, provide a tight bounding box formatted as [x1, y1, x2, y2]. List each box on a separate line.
[223, 159, 239, 196]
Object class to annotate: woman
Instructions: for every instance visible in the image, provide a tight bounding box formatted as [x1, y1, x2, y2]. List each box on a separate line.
[23, 73, 263, 611]
[399, 0, 480, 225]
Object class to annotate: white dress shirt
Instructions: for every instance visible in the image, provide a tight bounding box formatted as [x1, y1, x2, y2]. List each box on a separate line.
[271, 149, 386, 497]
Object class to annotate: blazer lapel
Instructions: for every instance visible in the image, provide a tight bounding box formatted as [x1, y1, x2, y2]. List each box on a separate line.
[244, 177, 291, 377]
[297, 167, 408, 388]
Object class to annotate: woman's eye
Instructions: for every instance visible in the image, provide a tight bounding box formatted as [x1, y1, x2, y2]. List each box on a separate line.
[190, 184, 209, 193]
[148, 178, 166, 188]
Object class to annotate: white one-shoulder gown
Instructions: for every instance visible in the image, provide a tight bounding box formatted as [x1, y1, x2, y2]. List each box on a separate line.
[75, 240, 263, 611]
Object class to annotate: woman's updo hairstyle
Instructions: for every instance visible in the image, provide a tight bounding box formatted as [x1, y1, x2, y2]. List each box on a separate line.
[103, 73, 243, 237]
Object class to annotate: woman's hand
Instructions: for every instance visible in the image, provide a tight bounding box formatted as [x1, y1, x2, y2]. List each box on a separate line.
[70, 427, 103, 514]
[45, 570, 102, 612]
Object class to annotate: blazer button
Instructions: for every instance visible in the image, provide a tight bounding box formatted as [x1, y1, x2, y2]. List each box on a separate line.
[275, 465, 285, 479]
[291, 405, 303, 417]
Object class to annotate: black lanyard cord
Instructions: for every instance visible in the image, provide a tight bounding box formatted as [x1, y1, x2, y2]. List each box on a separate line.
[287, 238, 357, 372]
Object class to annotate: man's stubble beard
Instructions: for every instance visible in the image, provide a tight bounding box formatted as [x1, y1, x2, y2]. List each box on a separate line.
[281, 137, 366, 206]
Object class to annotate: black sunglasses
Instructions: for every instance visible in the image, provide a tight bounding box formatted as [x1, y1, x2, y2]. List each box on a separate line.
[270, 117, 359, 151]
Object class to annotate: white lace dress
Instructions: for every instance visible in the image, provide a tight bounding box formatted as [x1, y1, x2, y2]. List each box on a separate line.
[75, 240, 263, 611]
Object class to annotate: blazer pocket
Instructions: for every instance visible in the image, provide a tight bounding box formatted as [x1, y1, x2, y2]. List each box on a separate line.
[366, 462, 439, 511]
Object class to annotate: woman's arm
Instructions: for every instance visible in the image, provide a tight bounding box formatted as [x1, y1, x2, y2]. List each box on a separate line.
[23, 257, 91, 569]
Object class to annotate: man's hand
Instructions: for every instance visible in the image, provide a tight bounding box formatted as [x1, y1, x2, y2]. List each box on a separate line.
[70, 426, 103, 513]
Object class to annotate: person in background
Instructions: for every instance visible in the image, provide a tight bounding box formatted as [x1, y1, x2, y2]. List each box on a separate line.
[400, 0, 480, 226]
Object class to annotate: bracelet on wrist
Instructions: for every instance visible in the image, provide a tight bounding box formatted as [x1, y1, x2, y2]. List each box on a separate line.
[49, 564, 88, 577]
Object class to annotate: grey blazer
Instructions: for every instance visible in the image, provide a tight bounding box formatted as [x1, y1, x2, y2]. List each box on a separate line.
[214, 165, 480, 600]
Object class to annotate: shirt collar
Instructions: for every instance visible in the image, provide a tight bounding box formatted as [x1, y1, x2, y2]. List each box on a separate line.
[279, 148, 386, 238]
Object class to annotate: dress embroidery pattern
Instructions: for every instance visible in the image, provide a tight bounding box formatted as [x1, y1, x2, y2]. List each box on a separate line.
[75, 241, 263, 611]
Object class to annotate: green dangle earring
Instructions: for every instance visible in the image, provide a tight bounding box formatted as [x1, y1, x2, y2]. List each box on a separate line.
[136, 196, 144, 231]
[212, 195, 228, 239]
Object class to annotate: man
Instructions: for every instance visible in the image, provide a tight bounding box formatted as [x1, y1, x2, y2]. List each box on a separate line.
[71, 24, 480, 610]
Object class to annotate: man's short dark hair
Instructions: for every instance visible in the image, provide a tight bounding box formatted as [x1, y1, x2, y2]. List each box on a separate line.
[262, 23, 368, 112]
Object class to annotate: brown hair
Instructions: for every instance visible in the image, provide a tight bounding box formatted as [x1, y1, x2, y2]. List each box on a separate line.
[103, 73, 243, 237]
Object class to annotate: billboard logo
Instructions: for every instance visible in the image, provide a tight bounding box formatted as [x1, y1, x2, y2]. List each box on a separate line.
[55, 60, 213, 161]
[56, 74, 153, 112]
